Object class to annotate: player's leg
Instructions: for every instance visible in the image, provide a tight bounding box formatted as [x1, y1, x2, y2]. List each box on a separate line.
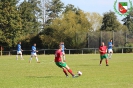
[65, 64, 75, 77]
[62, 67, 68, 77]
[20, 51, 24, 60]
[108, 49, 111, 59]
[108, 49, 113, 59]
[109, 49, 113, 59]
[104, 54, 109, 66]
[55, 62, 68, 77]
[16, 55, 18, 60]
[100, 55, 103, 65]
[105, 59, 109, 66]
[29, 53, 33, 63]
[16, 54, 18, 60]
[34, 53, 40, 63]
[16, 51, 19, 60]
[36, 56, 40, 63]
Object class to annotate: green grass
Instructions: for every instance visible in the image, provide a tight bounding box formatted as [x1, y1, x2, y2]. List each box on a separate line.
[0, 54, 133, 88]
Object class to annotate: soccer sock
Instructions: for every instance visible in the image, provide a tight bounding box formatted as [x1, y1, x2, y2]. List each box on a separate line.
[100, 60, 102, 64]
[63, 69, 68, 76]
[20, 54, 23, 59]
[110, 53, 112, 58]
[67, 69, 74, 76]
[106, 59, 108, 65]
[36, 57, 38, 62]
[16, 55, 18, 60]
[108, 53, 111, 58]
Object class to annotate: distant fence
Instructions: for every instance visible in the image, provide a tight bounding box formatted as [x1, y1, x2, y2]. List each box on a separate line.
[0, 47, 133, 56]
[87, 31, 133, 48]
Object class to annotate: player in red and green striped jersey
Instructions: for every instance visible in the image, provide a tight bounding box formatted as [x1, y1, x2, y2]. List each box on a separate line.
[99, 42, 109, 66]
[55, 45, 77, 77]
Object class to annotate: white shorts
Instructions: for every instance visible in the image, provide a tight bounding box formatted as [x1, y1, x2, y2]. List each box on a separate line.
[61, 51, 65, 55]
[31, 53, 37, 57]
[108, 49, 113, 53]
[17, 51, 22, 54]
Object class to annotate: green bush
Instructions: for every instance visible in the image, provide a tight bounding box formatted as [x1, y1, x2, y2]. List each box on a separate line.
[124, 43, 133, 53]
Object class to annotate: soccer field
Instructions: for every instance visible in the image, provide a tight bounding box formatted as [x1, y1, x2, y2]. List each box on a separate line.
[0, 54, 133, 88]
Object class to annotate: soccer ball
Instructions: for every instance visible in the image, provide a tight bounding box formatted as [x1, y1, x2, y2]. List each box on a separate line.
[77, 71, 82, 76]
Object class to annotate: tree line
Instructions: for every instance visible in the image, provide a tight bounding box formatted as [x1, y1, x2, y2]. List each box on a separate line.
[0, 0, 133, 51]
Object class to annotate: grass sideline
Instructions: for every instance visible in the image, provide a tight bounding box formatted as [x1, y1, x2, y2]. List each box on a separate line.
[0, 54, 133, 88]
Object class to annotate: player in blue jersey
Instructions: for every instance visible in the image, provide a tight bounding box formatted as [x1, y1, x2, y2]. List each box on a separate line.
[60, 42, 66, 61]
[108, 39, 114, 59]
[16, 42, 24, 60]
[29, 43, 40, 63]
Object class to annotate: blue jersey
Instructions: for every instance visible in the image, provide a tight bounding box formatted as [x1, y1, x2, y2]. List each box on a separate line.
[108, 42, 113, 49]
[61, 44, 65, 52]
[31, 46, 36, 53]
[17, 44, 21, 51]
